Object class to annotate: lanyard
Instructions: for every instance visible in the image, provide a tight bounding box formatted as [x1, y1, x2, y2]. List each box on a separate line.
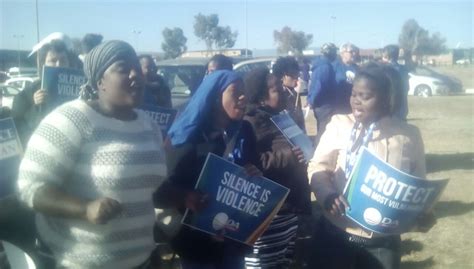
[345, 122, 376, 179]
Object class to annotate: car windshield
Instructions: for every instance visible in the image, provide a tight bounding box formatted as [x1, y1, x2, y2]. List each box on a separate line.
[234, 61, 272, 76]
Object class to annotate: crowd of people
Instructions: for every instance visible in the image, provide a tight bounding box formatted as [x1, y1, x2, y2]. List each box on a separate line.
[0, 32, 437, 269]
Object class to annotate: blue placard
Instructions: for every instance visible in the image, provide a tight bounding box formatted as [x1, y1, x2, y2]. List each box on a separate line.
[182, 153, 290, 245]
[0, 118, 22, 198]
[139, 105, 177, 137]
[271, 111, 314, 161]
[42, 66, 86, 108]
[343, 147, 449, 234]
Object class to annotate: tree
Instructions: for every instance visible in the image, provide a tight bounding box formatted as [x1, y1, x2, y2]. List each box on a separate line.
[161, 27, 187, 59]
[399, 19, 447, 63]
[273, 26, 313, 55]
[193, 13, 238, 51]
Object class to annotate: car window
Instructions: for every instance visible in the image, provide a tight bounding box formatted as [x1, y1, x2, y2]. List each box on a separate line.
[413, 67, 436, 77]
[235, 61, 272, 76]
[7, 81, 24, 89]
[5, 87, 20, 96]
[157, 65, 206, 96]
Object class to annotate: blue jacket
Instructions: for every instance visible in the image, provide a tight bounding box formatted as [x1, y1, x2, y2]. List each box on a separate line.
[333, 59, 358, 113]
[308, 56, 336, 108]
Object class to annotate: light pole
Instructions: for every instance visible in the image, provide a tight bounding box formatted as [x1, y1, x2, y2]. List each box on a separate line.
[13, 34, 24, 68]
[330, 16, 336, 44]
[245, 0, 248, 58]
[132, 29, 142, 51]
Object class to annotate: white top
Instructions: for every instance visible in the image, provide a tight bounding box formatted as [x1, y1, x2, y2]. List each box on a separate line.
[18, 100, 166, 268]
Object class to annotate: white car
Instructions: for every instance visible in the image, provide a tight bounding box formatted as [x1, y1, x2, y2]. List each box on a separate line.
[408, 67, 463, 97]
[4, 77, 38, 91]
[0, 85, 21, 108]
[233, 57, 276, 76]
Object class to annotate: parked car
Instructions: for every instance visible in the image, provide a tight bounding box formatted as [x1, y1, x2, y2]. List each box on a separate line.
[408, 66, 463, 97]
[0, 85, 21, 108]
[0, 72, 9, 83]
[156, 58, 208, 110]
[7, 67, 38, 78]
[455, 58, 470, 65]
[233, 57, 275, 77]
[4, 76, 38, 91]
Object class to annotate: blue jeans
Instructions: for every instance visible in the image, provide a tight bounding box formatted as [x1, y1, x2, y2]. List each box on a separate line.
[309, 218, 401, 269]
[180, 247, 245, 269]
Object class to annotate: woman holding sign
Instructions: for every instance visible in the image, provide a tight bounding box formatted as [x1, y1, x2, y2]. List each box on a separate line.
[12, 33, 80, 146]
[155, 70, 260, 269]
[242, 67, 311, 269]
[307, 65, 435, 269]
[17, 40, 166, 268]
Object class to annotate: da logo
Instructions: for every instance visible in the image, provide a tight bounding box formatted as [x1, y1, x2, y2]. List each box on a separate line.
[212, 212, 240, 232]
[363, 207, 382, 226]
[212, 213, 229, 230]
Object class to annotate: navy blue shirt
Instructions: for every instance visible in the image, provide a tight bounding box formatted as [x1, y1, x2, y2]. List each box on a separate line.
[333, 59, 358, 113]
[308, 56, 336, 108]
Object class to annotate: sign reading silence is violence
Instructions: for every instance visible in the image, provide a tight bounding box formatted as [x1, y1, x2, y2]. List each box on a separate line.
[343, 147, 449, 234]
[42, 66, 86, 109]
[182, 153, 290, 245]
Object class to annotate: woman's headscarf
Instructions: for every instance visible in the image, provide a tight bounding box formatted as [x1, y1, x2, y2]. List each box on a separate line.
[80, 40, 137, 100]
[168, 70, 242, 146]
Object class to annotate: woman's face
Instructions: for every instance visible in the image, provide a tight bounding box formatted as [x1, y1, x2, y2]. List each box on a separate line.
[221, 80, 247, 121]
[97, 56, 144, 109]
[350, 77, 382, 125]
[264, 75, 284, 111]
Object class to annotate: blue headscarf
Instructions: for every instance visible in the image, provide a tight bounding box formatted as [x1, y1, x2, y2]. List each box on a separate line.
[168, 70, 243, 146]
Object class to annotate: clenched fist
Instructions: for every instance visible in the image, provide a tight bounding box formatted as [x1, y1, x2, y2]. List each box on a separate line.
[85, 197, 122, 225]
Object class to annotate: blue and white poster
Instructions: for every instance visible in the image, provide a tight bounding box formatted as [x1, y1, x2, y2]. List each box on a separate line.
[0, 118, 22, 198]
[271, 112, 314, 161]
[182, 153, 290, 245]
[343, 147, 449, 234]
[139, 105, 177, 137]
[42, 66, 86, 108]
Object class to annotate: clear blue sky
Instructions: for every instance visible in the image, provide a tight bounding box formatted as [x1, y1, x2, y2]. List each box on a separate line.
[1, 0, 472, 53]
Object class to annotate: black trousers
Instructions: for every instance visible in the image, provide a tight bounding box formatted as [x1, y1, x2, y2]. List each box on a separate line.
[309, 218, 401, 269]
[313, 105, 334, 148]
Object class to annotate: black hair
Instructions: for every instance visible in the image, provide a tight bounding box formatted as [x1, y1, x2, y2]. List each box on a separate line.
[272, 56, 299, 79]
[37, 40, 81, 72]
[81, 33, 103, 54]
[383, 45, 400, 61]
[38, 40, 68, 66]
[353, 64, 392, 116]
[138, 54, 157, 68]
[207, 54, 233, 71]
[244, 67, 272, 105]
[380, 65, 403, 116]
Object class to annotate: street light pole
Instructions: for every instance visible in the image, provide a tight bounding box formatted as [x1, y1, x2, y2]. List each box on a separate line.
[330, 16, 336, 44]
[132, 29, 142, 52]
[245, 0, 248, 58]
[13, 34, 24, 68]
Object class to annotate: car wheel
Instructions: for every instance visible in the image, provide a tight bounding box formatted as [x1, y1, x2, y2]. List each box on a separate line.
[415, 85, 432, 98]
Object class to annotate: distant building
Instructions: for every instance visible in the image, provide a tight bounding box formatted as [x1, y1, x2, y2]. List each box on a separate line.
[0, 50, 36, 72]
